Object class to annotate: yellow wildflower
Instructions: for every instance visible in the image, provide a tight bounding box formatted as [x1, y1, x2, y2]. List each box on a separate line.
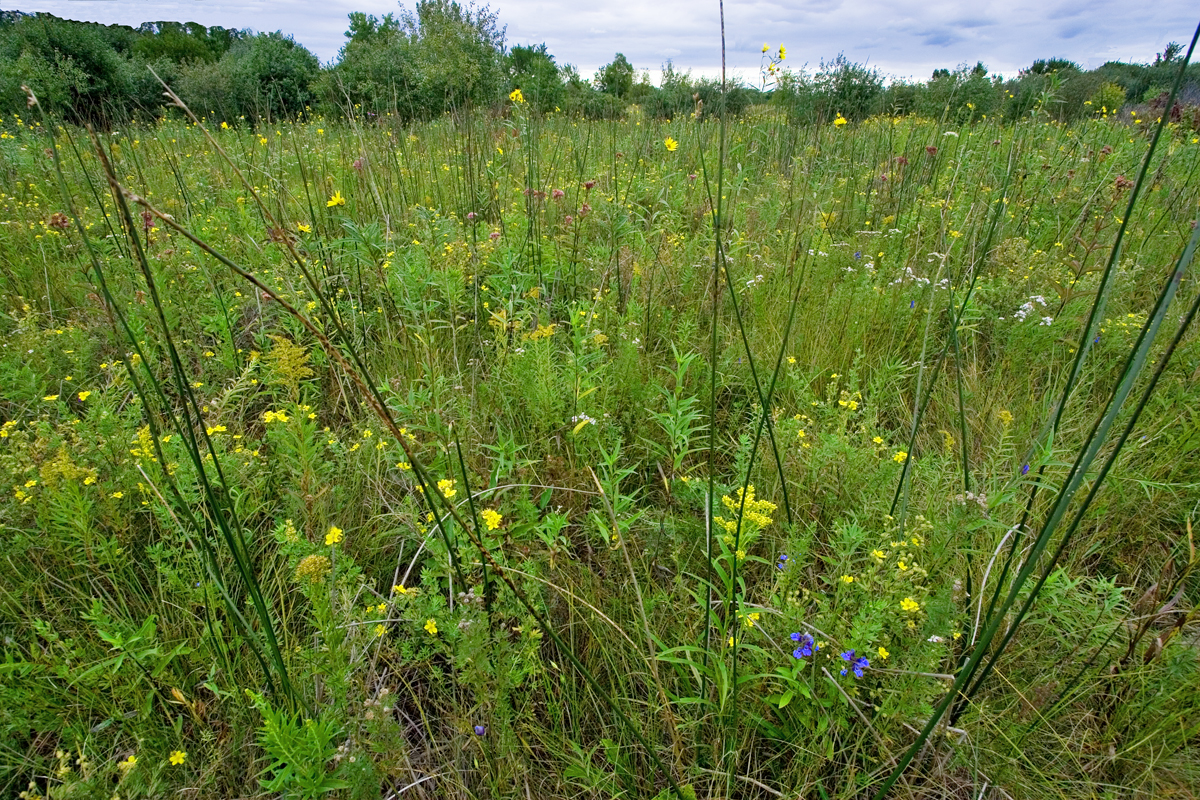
[481, 508, 503, 530]
[327, 191, 346, 208]
[325, 525, 344, 546]
[664, 137, 678, 152]
[424, 618, 438, 636]
[168, 750, 186, 766]
[900, 597, 920, 613]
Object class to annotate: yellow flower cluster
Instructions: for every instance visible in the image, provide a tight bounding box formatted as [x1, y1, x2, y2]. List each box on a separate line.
[714, 484, 777, 537]
[295, 554, 331, 584]
[325, 525, 344, 545]
[480, 508, 503, 530]
[263, 409, 289, 424]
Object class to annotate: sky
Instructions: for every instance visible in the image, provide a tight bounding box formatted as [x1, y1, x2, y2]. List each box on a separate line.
[4, 0, 1196, 83]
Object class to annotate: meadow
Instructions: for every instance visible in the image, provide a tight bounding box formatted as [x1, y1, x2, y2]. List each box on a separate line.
[1, 72, 1199, 800]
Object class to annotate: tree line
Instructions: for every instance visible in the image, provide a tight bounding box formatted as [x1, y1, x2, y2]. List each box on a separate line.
[2, 4, 1197, 127]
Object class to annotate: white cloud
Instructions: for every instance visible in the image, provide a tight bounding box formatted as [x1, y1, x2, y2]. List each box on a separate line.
[11, 0, 1197, 81]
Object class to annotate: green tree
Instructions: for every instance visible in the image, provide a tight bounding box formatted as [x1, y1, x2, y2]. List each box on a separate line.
[508, 43, 564, 113]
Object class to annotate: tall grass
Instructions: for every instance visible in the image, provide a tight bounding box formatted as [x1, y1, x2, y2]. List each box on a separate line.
[0, 37, 1198, 799]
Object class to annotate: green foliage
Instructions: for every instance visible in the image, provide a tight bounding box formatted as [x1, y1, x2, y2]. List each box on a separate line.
[2, 49, 1200, 800]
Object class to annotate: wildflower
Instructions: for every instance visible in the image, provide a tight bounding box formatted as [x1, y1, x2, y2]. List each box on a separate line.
[742, 611, 760, 628]
[168, 750, 186, 766]
[877, 646, 890, 660]
[110, 491, 124, 499]
[893, 451, 908, 464]
[790, 632, 816, 658]
[664, 137, 678, 152]
[840, 575, 854, 584]
[437, 478, 457, 499]
[43, 394, 59, 401]
[295, 554, 331, 584]
[118, 754, 137, 771]
[297, 223, 311, 233]
[778, 45, 786, 60]
[839, 649, 869, 677]
[474, 725, 487, 736]
[898, 560, 908, 571]
[263, 410, 289, 424]
[735, 548, 747, 561]
[997, 409, 1013, 426]
[77, 391, 91, 401]
[327, 191, 346, 208]
[762, 43, 769, 52]
[424, 618, 438, 636]
[373, 624, 387, 638]
[834, 114, 848, 127]
[900, 597, 920, 613]
[481, 508, 503, 530]
[871, 549, 885, 559]
[1021, 463, 1030, 475]
[325, 525, 344, 545]
[776, 554, 788, 569]
[509, 88, 525, 104]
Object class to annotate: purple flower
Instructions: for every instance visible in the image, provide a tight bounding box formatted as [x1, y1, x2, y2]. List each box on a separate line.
[791, 632, 816, 658]
[910, 300, 915, 309]
[853, 655, 870, 678]
[474, 725, 487, 736]
[1022, 463, 1030, 475]
[853, 251, 861, 259]
[777, 554, 788, 569]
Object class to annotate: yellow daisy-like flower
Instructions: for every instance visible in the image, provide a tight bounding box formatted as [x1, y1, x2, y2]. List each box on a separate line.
[840, 574, 854, 584]
[481, 508, 503, 530]
[297, 222, 311, 233]
[834, 114, 848, 127]
[77, 391, 91, 401]
[878, 646, 890, 660]
[424, 618, 438, 636]
[778, 45, 786, 60]
[762, 43, 770, 53]
[900, 597, 921, 613]
[168, 750, 186, 766]
[664, 137, 678, 152]
[327, 190, 346, 208]
[509, 87, 525, 104]
[871, 549, 886, 559]
[325, 525, 344, 546]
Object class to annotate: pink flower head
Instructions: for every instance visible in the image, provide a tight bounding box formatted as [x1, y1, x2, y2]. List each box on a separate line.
[489, 231, 500, 241]
[352, 157, 365, 171]
[579, 203, 591, 217]
[688, 173, 697, 182]
[925, 145, 938, 156]
[584, 180, 596, 190]
[552, 189, 565, 200]
[564, 215, 573, 226]
[466, 211, 477, 221]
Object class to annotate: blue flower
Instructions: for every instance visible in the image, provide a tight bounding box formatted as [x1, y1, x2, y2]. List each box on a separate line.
[853, 655, 870, 678]
[777, 554, 788, 570]
[853, 251, 862, 259]
[910, 300, 915, 309]
[474, 725, 487, 736]
[1022, 463, 1030, 475]
[790, 632, 815, 658]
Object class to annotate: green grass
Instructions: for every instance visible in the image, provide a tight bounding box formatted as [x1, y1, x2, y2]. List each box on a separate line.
[1, 87, 1199, 800]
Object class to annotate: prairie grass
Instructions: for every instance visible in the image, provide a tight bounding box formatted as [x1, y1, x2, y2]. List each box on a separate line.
[1, 68, 1199, 800]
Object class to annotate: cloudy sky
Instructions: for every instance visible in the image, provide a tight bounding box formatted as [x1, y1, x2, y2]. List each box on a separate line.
[6, 0, 1196, 82]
